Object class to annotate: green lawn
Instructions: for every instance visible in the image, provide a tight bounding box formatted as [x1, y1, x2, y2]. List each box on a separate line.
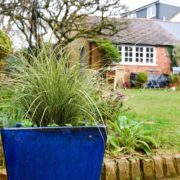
[121, 89, 180, 152]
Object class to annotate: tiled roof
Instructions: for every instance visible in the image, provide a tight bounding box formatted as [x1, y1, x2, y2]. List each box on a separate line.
[87, 16, 180, 46]
[109, 18, 180, 46]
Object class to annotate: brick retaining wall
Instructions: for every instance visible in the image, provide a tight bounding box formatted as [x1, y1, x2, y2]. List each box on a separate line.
[102, 154, 180, 180]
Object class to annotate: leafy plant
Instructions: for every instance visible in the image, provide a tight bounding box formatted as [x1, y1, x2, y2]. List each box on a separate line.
[136, 72, 148, 88]
[173, 44, 180, 66]
[91, 39, 120, 65]
[5, 44, 104, 127]
[0, 30, 12, 59]
[97, 90, 123, 121]
[107, 115, 158, 155]
[169, 74, 179, 84]
[167, 47, 177, 67]
[0, 87, 25, 127]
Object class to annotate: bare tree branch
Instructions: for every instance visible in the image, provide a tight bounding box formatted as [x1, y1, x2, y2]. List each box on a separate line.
[0, 0, 127, 48]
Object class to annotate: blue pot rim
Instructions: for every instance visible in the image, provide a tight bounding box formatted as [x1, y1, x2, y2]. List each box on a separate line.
[1, 125, 106, 131]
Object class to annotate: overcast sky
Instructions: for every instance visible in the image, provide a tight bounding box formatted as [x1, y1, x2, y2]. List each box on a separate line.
[121, 0, 180, 10]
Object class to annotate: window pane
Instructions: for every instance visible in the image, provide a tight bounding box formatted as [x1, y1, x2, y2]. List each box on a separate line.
[118, 46, 121, 51]
[125, 58, 128, 62]
[129, 47, 132, 51]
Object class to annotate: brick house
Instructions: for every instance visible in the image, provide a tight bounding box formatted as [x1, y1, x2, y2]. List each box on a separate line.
[111, 18, 180, 79]
[69, 17, 180, 84]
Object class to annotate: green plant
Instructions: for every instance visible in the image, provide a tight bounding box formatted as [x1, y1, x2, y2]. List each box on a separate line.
[6, 44, 104, 127]
[91, 39, 120, 65]
[107, 115, 158, 155]
[0, 87, 25, 127]
[169, 74, 179, 84]
[173, 44, 180, 66]
[167, 47, 177, 67]
[0, 30, 12, 59]
[136, 72, 148, 88]
[97, 91, 123, 121]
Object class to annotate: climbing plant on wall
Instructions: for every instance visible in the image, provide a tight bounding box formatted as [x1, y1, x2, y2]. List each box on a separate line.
[91, 39, 120, 65]
[173, 44, 180, 66]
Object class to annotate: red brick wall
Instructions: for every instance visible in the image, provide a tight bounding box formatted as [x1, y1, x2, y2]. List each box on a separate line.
[124, 47, 172, 81]
[91, 44, 102, 70]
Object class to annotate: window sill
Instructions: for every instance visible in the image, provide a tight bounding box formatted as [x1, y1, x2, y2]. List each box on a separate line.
[120, 62, 157, 66]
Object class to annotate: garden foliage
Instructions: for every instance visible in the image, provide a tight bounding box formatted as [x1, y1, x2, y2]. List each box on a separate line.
[169, 74, 179, 84]
[3, 44, 105, 127]
[173, 44, 180, 66]
[107, 115, 158, 155]
[0, 30, 12, 59]
[91, 39, 120, 65]
[136, 72, 148, 88]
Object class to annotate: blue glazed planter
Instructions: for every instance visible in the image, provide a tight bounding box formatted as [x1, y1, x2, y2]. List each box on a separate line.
[1, 126, 106, 180]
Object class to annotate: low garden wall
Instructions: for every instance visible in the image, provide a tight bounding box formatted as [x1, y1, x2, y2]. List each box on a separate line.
[102, 154, 180, 180]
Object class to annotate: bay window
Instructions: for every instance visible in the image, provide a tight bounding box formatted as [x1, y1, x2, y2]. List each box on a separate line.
[118, 45, 156, 65]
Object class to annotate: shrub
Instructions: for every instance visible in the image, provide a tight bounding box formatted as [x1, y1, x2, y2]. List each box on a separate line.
[136, 72, 148, 88]
[107, 115, 158, 155]
[0, 30, 12, 59]
[91, 39, 120, 65]
[169, 74, 179, 84]
[4, 44, 104, 127]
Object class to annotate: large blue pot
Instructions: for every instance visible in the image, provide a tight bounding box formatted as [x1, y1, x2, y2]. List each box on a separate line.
[1, 126, 106, 180]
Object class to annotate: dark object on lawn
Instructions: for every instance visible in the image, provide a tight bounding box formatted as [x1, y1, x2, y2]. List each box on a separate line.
[1, 126, 106, 180]
[130, 73, 169, 88]
[147, 74, 169, 88]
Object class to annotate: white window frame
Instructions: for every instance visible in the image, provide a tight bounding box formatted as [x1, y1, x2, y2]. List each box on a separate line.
[117, 45, 156, 66]
[147, 5, 156, 18]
